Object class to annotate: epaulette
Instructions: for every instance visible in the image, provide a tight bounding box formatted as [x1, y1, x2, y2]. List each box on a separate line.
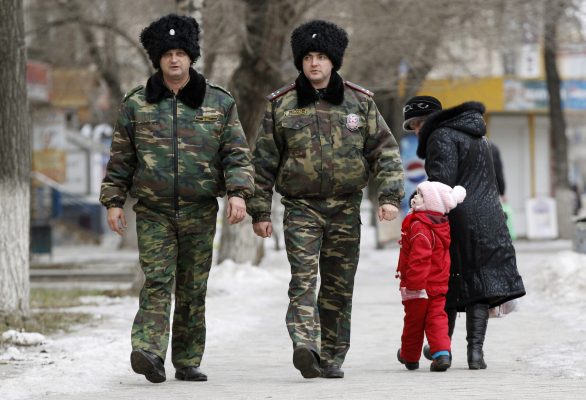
[345, 81, 374, 97]
[208, 81, 233, 97]
[123, 85, 143, 102]
[266, 82, 296, 101]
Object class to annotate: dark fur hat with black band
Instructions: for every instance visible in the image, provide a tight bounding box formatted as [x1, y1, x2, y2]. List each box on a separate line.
[290, 20, 348, 71]
[140, 13, 200, 69]
[402, 95, 442, 131]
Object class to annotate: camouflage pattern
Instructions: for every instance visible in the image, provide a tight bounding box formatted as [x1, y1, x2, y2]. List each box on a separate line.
[102, 76, 254, 370]
[100, 82, 254, 215]
[283, 193, 362, 368]
[248, 80, 404, 370]
[131, 200, 218, 368]
[247, 81, 404, 222]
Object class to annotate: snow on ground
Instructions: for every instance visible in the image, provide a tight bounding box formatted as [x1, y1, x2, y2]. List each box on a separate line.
[0, 249, 293, 399]
[2, 331, 46, 347]
[515, 241, 586, 334]
[514, 242, 586, 378]
[2, 205, 586, 398]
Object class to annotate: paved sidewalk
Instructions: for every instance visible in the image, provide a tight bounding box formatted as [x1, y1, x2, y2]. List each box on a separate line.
[13, 240, 579, 400]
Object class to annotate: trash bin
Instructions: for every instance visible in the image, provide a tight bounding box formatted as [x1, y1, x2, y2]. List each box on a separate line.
[31, 223, 52, 255]
[573, 215, 586, 253]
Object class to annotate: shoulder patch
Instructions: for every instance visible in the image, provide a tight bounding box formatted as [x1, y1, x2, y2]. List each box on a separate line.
[266, 82, 296, 101]
[208, 81, 233, 97]
[123, 85, 144, 102]
[345, 81, 374, 97]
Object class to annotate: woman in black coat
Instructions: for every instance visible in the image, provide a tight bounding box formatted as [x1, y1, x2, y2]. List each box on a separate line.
[409, 100, 525, 369]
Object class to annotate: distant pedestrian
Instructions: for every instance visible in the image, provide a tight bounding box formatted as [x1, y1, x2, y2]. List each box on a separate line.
[396, 181, 466, 372]
[408, 99, 525, 369]
[247, 20, 404, 379]
[100, 14, 254, 383]
[489, 141, 506, 198]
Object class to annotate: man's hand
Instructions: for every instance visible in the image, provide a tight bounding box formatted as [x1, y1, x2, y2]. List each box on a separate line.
[378, 204, 399, 222]
[107, 207, 127, 236]
[253, 221, 273, 238]
[226, 196, 246, 224]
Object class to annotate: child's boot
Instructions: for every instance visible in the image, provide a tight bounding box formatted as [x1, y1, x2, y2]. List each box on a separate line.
[397, 348, 419, 370]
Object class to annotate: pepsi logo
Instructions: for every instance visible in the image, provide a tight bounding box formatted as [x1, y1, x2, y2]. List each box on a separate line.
[405, 160, 426, 184]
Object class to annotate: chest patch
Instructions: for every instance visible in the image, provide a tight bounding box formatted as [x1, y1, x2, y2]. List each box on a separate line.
[284, 108, 309, 117]
[194, 112, 221, 123]
[346, 113, 360, 131]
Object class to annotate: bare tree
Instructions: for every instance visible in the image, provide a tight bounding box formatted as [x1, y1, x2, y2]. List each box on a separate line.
[25, 0, 171, 124]
[544, 0, 575, 238]
[0, 0, 31, 322]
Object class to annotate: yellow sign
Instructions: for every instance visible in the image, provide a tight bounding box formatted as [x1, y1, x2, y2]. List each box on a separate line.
[33, 149, 66, 183]
[418, 77, 505, 112]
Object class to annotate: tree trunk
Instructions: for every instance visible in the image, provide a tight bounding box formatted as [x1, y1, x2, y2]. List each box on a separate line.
[0, 0, 31, 320]
[217, 0, 307, 265]
[217, 213, 264, 265]
[58, 0, 123, 124]
[544, 0, 573, 239]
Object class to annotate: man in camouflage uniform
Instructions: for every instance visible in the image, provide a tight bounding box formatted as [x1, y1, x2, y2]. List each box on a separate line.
[100, 14, 254, 384]
[247, 20, 404, 379]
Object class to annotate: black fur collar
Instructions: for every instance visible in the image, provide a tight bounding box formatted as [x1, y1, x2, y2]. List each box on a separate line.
[145, 68, 206, 109]
[417, 101, 486, 159]
[295, 71, 344, 108]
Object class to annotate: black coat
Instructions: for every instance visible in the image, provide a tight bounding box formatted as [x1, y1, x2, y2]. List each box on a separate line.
[417, 102, 525, 310]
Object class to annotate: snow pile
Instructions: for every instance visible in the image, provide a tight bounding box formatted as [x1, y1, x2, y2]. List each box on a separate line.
[1, 330, 46, 346]
[209, 258, 286, 294]
[534, 250, 586, 303]
[0, 346, 25, 361]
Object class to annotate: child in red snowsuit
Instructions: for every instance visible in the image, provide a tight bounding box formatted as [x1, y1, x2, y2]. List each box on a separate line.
[396, 181, 466, 371]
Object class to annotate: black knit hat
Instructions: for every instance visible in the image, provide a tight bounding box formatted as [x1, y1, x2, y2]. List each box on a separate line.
[403, 96, 442, 131]
[291, 20, 348, 71]
[140, 14, 200, 69]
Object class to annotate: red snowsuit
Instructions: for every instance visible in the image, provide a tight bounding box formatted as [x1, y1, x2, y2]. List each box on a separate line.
[396, 211, 451, 362]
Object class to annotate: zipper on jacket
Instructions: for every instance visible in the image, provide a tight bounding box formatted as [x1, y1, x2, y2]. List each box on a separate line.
[173, 94, 179, 219]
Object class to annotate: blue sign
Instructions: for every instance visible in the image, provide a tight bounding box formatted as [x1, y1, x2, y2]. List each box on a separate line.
[505, 79, 586, 110]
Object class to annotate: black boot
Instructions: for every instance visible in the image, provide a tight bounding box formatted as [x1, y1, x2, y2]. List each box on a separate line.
[175, 366, 207, 381]
[293, 346, 321, 379]
[423, 308, 457, 361]
[447, 308, 457, 338]
[130, 349, 166, 383]
[466, 303, 489, 370]
[321, 365, 344, 378]
[397, 348, 419, 370]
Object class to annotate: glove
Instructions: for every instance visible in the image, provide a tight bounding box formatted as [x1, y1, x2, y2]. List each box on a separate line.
[400, 287, 428, 301]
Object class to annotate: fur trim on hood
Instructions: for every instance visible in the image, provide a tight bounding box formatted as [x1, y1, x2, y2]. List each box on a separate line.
[417, 101, 486, 159]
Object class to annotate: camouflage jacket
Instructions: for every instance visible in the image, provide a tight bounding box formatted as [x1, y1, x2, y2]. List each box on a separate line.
[100, 69, 254, 215]
[247, 72, 404, 222]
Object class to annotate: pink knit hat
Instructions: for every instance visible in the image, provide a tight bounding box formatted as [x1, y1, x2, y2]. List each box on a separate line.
[413, 181, 466, 214]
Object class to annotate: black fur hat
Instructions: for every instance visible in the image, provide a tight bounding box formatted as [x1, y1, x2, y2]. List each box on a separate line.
[291, 20, 348, 71]
[403, 95, 442, 131]
[140, 14, 200, 69]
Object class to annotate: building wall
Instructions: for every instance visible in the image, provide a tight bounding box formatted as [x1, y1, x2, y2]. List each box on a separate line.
[488, 114, 552, 237]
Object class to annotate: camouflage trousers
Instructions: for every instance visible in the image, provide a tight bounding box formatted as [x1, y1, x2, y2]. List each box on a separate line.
[282, 192, 362, 368]
[131, 199, 218, 368]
